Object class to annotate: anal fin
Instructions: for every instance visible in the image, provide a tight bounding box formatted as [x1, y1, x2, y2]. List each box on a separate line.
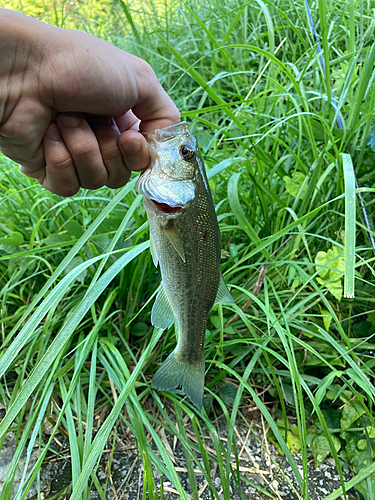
[215, 273, 235, 304]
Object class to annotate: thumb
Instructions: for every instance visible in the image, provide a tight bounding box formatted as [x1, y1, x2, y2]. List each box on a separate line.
[46, 28, 180, 130]
[132, 62, 181, 132]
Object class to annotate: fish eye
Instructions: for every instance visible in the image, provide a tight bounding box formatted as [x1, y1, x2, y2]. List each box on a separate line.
[179, 144, 195, 161]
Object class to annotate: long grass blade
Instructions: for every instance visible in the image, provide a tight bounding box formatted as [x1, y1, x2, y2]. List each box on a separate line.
[0, 241, 149, 439]
[341, 153, 356, 298]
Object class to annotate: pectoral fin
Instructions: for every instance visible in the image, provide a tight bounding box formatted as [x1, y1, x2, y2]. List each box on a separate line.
[151, 283, 175, 330]
[163, 224, 185, 262]
[150, 230, 159, 267]
[215, 274, 235, 304]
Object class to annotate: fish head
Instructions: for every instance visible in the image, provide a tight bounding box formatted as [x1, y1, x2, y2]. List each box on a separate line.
[136, 122, 204, 217]
[147, 122, 197, 181]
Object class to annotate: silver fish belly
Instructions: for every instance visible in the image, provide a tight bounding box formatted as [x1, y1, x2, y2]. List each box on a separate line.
[136, 122, 233, 409]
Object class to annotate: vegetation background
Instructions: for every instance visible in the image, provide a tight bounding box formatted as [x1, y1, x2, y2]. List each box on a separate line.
[0, 0, 374, 499]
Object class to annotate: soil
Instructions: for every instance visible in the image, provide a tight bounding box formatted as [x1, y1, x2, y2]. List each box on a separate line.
[1, 400, 363, 500]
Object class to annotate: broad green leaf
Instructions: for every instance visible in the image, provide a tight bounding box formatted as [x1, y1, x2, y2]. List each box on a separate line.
[357, 439, 367, 451]
[0, 231, 23, 247]
[41, 233, 72, 246]
[287, 430, 301, 454]
[310, 119, 327, 141]
[315, 251, 329, 279]
[64, 220, 84, 239]
[218, 383, 238, 406]
[326, 280, 343, 302]
[331, 246, 345, 273]
[315, 246, 345, 291]
[282, 384, 295, 406]
[343, 431, 375, 499]
[311, 435, 341, 468]
[283, 172, 308, 198]
[340, 398, 366, 432]
[317, 277, 343, 301]
[306, 426, 319, 447]
[320, 307, 333, 331]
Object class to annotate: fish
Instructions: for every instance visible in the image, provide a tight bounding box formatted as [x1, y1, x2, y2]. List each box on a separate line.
[136, 122, 234, 409]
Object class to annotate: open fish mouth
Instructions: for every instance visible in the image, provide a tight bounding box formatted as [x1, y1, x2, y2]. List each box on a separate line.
[150, 199, 183, 214]
[136, 170, 195, 209]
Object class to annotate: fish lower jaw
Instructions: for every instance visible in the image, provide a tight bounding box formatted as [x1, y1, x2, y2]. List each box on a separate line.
[150, 199, 183, 214]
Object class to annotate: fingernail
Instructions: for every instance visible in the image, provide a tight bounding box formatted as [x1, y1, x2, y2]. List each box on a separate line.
[121, 137, 142, 155]
[58, 114, 81, 128]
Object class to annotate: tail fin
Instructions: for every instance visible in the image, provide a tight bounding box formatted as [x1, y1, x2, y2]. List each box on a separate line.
[151, 350, 205, 410]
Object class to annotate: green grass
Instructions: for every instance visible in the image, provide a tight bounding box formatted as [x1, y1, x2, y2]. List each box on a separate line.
[1, 0, 375, 499]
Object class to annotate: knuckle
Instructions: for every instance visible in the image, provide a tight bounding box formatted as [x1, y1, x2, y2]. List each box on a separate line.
[70, 140, 98, 160]
[139, 60, 155, 79]
[19, 164, 45, 180]
[101, 143, 121, 162]
[0, 122, 27, 142]
[49, 154, 74, 172]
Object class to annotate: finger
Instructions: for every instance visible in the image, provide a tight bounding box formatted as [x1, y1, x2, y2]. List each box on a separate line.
[1, 98, 51, 174]
[18, 154, 45, 184]
[56, 113, 108, 190]
[86, 116, 131, 189]
[118, 129, 151, 173]
[42, 122, 80, 197]
[132, 62, 181, 132]
[114, 111, 140, 133]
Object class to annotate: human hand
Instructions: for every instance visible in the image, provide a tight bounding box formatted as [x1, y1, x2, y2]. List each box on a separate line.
[0, 9, 180, 196]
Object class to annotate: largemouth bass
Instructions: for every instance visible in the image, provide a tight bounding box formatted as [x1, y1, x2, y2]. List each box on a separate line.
[136, 122, 233, 409]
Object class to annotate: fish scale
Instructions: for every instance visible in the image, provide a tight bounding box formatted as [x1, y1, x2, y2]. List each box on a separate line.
[147, 189, 220, 364]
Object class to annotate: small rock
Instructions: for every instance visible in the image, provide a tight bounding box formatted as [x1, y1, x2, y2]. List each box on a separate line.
[97, 470, 106, 480]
